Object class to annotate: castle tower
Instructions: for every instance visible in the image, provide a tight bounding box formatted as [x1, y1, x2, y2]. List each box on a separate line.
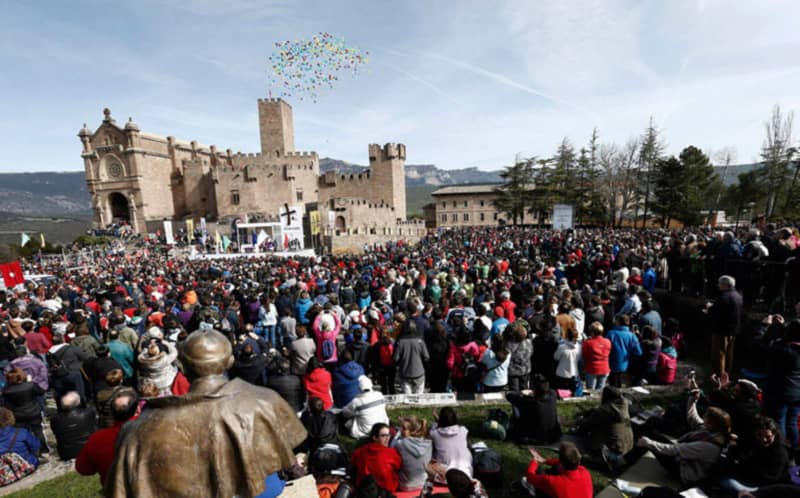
[258, 98, 295, 156]
[369, 143, 407, 221]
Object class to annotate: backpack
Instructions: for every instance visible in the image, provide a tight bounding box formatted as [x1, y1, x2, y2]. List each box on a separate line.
[447, 308, 466, 331]
[461, 351, 481, 384]
[0, 430, 35, 486]
[310, 444, 348, 475]
[470, 443, 503, 488]
[482, 408, 510, 441]
[378, 343, 394, 367]
[321, 338, 336, 361]
[656, 352, 677, 385]
[46, 349, 69, 378]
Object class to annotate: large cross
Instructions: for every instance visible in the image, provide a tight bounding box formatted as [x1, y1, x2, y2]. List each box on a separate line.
[281, 203, 297, 225]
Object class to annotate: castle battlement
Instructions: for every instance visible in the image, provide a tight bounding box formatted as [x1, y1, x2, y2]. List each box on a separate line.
[369, 143, 407, 162]
[257, 97, 290, 105]
[284, 151, 317, 158]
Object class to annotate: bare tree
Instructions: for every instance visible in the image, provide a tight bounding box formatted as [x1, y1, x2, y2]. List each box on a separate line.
[761, 104, 795, 217]
[713, 147, 737, 214]
[598, 138, 639, 227]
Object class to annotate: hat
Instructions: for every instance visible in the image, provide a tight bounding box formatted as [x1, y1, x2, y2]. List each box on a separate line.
[358, 375, 373, 392]
[146, 326, 163, 339]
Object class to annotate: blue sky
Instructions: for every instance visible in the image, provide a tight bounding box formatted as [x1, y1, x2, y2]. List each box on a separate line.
[1, 0, 799, 172]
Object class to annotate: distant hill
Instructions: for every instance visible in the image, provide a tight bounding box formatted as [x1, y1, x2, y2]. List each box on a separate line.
[714, 163, 760, 186]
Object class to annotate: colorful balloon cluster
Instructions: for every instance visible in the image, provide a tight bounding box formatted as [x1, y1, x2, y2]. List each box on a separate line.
[268, 32, 369, 102]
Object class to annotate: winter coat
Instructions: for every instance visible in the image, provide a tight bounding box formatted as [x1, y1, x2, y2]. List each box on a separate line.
[303, 367, 333, 410]
[709, 288, 743, 336]
[267, 373, 305, 413]
[582, 336, 611, 376]
[0, 425, 39, 467]
[3, 382, 45, 423]
[51, 406, 96, 460]
[554, 341, 582, 379]
[393, 335, 430, 379]
[71, 334, 102, 358]
[299, 410, 338, 453]
[506, 338, 533, 378]
[429, 424, 472, 476]
[231, 353, 268, 386]
[295, 298, 313, 325]
[341, 389, 389, 439]
[506, 390, 561, 444]
[351, 442, 402, 492]
[137, 343, 178, 395]
[393, 436, 433, 491]
[481, 349, 510, 387]
[5, 355, 48, 390]
[580, 387, 633, 454]
[332, 361, 364, 408]
[765, 341, 800, 403]
[607, 326, 642, 373]
[288, 337, 315, 376]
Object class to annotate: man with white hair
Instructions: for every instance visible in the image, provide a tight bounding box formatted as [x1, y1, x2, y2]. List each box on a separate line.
[50, 391, 96, 460]
[708, 275, 743, 375]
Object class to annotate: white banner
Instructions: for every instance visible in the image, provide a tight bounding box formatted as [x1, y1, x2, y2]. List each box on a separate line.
[279, 204, 304, 250]
[163, 220, 175, 245]
[552, 204, 574, 230]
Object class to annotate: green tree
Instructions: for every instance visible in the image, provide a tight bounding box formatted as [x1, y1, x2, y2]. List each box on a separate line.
[550, 137, 577, 201]
[652, 156, 684, 226]
[637, 117, 666, 227]
[679, 145, 719, 225]
[493, 158, 535, 225]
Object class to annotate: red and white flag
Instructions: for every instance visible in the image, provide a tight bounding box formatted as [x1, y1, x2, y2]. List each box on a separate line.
[0, 261, 25, 288]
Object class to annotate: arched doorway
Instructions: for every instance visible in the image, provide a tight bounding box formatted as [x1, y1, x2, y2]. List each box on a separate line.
[109, 192, 130, 222]
[335, 216, 346, 236]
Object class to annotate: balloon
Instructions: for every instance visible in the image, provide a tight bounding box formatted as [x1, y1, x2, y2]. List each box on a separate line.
[267, 32, 369, 102]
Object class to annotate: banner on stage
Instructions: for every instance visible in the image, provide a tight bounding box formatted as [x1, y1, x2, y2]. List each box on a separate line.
[552, 204, 574, 230]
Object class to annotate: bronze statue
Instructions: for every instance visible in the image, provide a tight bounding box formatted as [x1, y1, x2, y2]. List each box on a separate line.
[106, 329, 307, 497]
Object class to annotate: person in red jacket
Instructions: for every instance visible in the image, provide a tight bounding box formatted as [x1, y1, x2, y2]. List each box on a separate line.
[76, 391, 138, 486]
[522, 443, 593, 498]
[351, 422, 402, 492]
[582, 322, 612, 392]
[303, 357, 333, 410]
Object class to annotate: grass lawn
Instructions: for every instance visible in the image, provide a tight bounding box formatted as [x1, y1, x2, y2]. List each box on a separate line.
[7, 393, 678, 498]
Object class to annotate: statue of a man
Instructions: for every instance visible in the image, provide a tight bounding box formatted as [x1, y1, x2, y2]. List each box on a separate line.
[106, 329, 307, 497]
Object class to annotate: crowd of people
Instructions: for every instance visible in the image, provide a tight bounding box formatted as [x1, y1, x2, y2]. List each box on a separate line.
[0, 224, 798, 496]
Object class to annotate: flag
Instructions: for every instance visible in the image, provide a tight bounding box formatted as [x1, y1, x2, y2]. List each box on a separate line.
[284, 234, 289, 250]
[40, 233, 45, 248]
[215, 230, 221, 245]
[186, 219, 195, 240]
[20, 233, 30, 247]
[222, 235, 231, 251]
[0, 261, 24, 288]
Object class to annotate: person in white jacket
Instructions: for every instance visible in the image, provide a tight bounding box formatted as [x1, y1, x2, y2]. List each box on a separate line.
[341, 376, 389, 439]
[554, 329, 582, 393]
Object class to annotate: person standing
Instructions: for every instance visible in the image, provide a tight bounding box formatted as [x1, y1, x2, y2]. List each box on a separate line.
[393, 321, 430, 394]
[708, 275, 743, 376]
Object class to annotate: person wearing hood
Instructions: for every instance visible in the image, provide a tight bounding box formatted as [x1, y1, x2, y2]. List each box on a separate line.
[267, 357, 305, 413]
[341, 375, 389, 439]
[429, 407, 472, 480]
[136, 340, 178, 396]
[553, 329, 582, 393]
[392, 416, 433, 491]
[294, 291, 313, 325]
[607, 315, 642, 387]
[507, 375, 561, 445]
[299, 396, 338, 454]
[351, 422, 402, 492]
[332, 350, 364, 408]
[303, 357, 333, 411]
[577, 386, 634, 473]
[231, 342, 267, 387]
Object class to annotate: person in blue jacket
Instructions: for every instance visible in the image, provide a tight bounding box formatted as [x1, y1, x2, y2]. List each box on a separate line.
[642, 263, 657, 295]
[332, 350, 365, 408]
[606, 315, 642, 387]
[0, 407, 40, 471]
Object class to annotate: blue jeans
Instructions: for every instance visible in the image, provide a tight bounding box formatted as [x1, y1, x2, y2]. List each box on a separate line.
[766, 399, 800, 449]
[585, 373, 608, 391]
[719, 477, 758, 493]
[258, 325, 278, 348]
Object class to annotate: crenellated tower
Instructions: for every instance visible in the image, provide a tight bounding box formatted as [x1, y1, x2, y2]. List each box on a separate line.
[258, 98, 295, 157]
[369, 143, 407, 221]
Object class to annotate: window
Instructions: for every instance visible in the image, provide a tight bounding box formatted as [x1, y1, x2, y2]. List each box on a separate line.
[441, 214, 447, 222]
[463, 200, 468, 207]
[231, 190, 240, 205]
[441, 202, 446, 208]
[480, 200, 485, 207]
[480, 213, 485, 221]
[493, 212, 498, 220]
[451, 213, 457, 222]
[296, 190, 303, 202]
[463, 213, 469, 222]
[452, 201, 456, 208]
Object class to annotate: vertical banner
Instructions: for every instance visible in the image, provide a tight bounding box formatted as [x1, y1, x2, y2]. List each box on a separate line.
[163, 220, 175, 245]
[185, 219, 195, 241]
[310, 210, 321, 235]
[200, 217, 208, 244]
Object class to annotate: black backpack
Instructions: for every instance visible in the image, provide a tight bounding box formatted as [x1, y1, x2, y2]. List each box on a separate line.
[471, 444, 503, 488]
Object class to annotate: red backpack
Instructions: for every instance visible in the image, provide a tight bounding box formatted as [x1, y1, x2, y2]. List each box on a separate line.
[656, 352, 677, 385]
[378, 342, 394, 367]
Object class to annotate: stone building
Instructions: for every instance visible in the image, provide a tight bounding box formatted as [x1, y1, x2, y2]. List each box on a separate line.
[79, 98, 424, 253]
[431, 184, 539, 227]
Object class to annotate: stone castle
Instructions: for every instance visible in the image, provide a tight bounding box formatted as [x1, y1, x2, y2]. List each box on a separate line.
[79, 98, 425, 252]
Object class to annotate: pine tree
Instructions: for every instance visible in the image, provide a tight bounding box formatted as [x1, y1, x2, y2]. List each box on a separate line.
[493, 159, 535, 225]
[638, 117, 666, 227]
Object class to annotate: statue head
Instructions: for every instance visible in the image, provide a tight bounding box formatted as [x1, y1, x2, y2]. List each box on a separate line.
[180, 329, 234, 381]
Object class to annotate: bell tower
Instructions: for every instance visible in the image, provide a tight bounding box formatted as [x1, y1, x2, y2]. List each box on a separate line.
[258, 98, 295, 157]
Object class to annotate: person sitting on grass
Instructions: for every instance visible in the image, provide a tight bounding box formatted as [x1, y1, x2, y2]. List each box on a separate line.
[421, 468, 488, 498]
[521, 443, 593, 498]
[350, 422, 402, 493]
[0, 407, 39, 483]
[575, 385, 634, 473]
[428, 407, 473, 482]
[392, 416, 433, 491]
[506, 374, 561, 445]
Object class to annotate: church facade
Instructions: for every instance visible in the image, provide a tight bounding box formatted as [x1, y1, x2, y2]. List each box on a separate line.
[78, 98, 424, 252]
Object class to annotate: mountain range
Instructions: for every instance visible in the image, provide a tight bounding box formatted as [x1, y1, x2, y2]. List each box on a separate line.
[0, 161, 760, 221]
